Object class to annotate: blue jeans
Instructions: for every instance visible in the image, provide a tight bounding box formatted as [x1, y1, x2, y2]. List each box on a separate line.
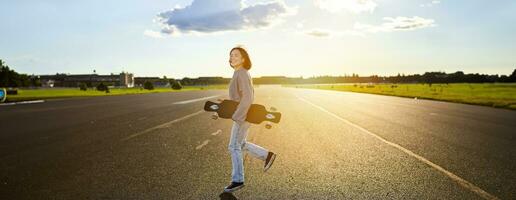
[228, 121, 269, 182]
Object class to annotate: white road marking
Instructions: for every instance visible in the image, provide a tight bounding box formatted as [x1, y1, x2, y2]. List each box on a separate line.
[172, 95, 220, 105]
[121, 110, 204, 141]
[0, 100, 45, 106]
[297, 96, 500, 200]
[196, 140, 210, 150]
[211, 129, 222, 136]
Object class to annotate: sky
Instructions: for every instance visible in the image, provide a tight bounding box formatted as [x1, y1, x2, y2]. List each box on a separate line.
[1, 0, 515, 78]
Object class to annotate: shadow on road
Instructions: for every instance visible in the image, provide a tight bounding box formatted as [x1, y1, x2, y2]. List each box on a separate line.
[219, 192, 238, 200]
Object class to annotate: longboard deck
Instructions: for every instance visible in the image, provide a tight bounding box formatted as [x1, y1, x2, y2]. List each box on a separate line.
[204, 100, 281, 124]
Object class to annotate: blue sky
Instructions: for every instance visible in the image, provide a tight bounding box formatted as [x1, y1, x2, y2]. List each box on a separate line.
[1, 0, 515, 78]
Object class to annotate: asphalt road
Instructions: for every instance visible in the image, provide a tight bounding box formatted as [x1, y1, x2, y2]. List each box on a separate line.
[1, 85, 515, 199]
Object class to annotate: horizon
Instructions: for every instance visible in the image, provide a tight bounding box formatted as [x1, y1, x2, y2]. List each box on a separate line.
[1, 0, 515, 78]
[25, 68, 515, 79]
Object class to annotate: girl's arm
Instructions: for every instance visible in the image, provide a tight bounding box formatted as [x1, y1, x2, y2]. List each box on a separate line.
[232, 71, 254, 123]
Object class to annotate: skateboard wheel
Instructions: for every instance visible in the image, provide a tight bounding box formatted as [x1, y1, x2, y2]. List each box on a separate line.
[211, 114, 218, 120]
[270, 106, 277, 111]
[265, 124, 272, 129]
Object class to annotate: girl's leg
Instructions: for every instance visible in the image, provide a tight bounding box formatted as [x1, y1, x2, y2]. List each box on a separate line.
[228, 121, 250, 183]
[243, 141, 269, 161]
[241, 126, 274, 172]
[238, 122, 269, 160]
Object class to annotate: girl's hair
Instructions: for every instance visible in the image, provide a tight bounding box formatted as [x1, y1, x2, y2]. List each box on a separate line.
[230, 47, 252, 70]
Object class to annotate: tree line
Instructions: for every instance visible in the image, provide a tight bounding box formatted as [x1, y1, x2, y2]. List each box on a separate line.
[1, 59, 515, 87]
[0, 59, 41, 87]
[296, 70, 516, 84]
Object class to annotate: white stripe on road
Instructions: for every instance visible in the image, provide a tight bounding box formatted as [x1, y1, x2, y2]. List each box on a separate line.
[211, 129, 222, 136]
[195, 140, 210, 150]
[121, 110, 204, 141]
[0, 100, 45, 106]
[173, 95, 220, 105]
[297, 96, 499, 200]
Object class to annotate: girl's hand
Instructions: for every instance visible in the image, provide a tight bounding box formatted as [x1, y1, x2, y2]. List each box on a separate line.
[232, 117, 244, 125]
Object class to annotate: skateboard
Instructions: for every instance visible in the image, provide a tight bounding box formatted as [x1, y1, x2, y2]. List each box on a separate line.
[204, 99, 281, 129]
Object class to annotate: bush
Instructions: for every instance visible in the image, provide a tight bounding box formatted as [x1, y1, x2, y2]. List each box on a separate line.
[6, 88, 18, 95]
[96, 83, 108, 91]
[79, 83, 87, 91]
[143, 81, 154, 90]
[171, 80, 182, 90]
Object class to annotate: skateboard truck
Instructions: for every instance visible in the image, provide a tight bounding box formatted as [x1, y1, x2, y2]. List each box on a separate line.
[265, 108, 277, 129]
[265, 122, 272, 129]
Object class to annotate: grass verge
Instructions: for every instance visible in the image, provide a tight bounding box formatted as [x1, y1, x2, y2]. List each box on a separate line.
[284, 83, 516, 110]
[4, 85, 228, 102]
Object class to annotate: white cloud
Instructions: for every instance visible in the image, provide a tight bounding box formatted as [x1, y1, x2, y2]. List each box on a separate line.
[354, 16, 436, 33]
[296, 22, 304, 28]
[301, 16, 435, 38]
[420, 0, 441, 7]
[314, 0, 377, 14]
[143, 30, 165, 38]
[305, 29, 331, 37]
[302, 29, 365, 38]
[154, 0, 294, 36]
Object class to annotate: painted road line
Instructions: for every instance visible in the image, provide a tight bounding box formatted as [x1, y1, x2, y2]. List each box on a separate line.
[297, 96, 499, 200]
[195, 140, 210, 150]
[121, 110, 204, 141]
[0, 100, 45, 106]
[173, 95, 220, 105]
[211, 129, 222, 136]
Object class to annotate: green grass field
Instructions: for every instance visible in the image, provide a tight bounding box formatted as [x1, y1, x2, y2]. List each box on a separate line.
[284, 83, 516, 110]
[4, 85, 228, 102]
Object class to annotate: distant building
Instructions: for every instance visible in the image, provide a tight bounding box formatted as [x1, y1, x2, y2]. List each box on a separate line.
[254, 76, 301, 84]
[120, 72, 135, 88]
[196, 76, 229, 85]
[39, 72, 134, 88]
[134, 77, 170, 87]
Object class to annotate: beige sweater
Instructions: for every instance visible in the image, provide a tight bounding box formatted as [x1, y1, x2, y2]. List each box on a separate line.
[228, 68, 254, 122]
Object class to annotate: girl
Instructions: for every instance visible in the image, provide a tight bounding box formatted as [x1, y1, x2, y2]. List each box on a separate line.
[224, 46, 276, 193]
